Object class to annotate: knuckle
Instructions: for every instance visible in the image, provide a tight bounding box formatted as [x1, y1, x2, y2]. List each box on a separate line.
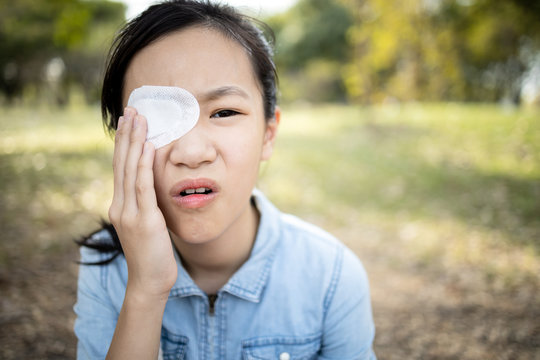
[123, 166, 134, 180]
[129, 129, 141, 144]
[114, 127, 125, 142]
[137, 160, 148, 172]
[114, 132, 121, 145]
[135, 178, 150, 196]
[108, 206, 119, 224]
[135, 179, 145, 194]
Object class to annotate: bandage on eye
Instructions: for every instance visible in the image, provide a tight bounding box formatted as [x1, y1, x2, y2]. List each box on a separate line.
[127, 85, 200, 149]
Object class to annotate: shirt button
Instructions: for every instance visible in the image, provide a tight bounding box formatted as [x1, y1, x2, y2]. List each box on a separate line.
[279, 352, 290, 360]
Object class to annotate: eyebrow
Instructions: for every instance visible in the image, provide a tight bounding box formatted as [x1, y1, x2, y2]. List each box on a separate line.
[199, 86, 250, 102]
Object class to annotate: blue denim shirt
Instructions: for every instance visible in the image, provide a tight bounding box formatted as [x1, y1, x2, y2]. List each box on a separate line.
[74, 190, 376, 359]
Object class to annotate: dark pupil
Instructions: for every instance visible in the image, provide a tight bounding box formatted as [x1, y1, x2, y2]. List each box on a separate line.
[216, 110, 235, 117]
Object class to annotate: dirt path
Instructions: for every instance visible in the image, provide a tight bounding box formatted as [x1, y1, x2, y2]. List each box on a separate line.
[0, 248, 79, 359]
[367, 256, 539, 359]
[326, 215, 539, 360]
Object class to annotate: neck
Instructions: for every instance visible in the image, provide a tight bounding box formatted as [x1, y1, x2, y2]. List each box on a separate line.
[171, 200, 259, 294]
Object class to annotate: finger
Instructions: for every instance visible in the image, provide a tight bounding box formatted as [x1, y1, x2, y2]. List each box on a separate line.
[123, 113, 148, 212]
[111, 112, 131, 212]
[136, 141, 159, 212]
[113, 108, 136, 203]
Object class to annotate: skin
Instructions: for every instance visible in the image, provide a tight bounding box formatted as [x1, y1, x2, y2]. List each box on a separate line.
[106, 26, 279, 359]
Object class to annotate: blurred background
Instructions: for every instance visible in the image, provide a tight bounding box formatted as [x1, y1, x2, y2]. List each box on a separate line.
[0, 0, 539, 358]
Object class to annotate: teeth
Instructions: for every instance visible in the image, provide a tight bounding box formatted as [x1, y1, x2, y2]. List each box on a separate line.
[181, 187, 211, 196]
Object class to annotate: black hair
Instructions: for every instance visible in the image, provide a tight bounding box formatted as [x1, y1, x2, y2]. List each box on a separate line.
[78, 0, 278, 264]
[75, 220, 121, 265]
[102, 0, 278, 134]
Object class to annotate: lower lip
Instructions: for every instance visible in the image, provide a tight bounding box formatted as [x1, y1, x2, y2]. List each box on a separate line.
[172, 192, 217, 209]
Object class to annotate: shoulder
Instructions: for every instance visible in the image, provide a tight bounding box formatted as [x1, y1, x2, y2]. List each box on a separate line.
[278, 212, 347, 261]
[279, 212, 367, 283]
[254, 189, 362, 272]
[277, 211, 368, 287]
[264, 201, 372, 323]
[278, 211, 334, 241]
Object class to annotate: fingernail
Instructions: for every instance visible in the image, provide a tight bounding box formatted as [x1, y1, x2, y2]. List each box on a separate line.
[133, 115, 139, 129]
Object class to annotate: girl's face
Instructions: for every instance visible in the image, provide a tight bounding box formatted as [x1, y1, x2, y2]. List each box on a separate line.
[122, 26, 278, 244]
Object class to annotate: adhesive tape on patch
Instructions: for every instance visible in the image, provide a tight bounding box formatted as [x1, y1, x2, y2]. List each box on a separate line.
[127, 85, 200, 149]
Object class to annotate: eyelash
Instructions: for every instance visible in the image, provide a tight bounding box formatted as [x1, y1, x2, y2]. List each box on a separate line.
[211, 109, 240, 118]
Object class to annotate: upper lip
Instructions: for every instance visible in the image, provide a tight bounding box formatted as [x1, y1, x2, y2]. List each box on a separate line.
[170, 178, 219, 197]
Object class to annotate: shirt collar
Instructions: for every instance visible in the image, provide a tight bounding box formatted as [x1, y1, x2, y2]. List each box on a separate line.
[169, 189, 280, 302]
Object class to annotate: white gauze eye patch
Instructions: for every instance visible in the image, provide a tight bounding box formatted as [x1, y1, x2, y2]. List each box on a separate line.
[127, 85, 200, 149]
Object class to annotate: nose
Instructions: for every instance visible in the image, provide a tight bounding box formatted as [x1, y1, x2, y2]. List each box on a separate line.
[168, 122, 217, 168]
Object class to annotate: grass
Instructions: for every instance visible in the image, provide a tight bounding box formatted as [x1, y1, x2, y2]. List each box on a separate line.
[259, 102, 540, 287]
[0, 102, 539, 287]
[0, 104, 114, 265]
[1, 101, 539, 359]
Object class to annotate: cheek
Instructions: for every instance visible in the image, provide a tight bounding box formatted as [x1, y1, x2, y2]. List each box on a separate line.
[151, 152, 169, 196]
[219, 124, 264, 165]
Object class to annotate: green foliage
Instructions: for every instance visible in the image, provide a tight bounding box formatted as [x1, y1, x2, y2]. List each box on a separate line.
[269, 0, 540, 104]
[0, 0, 125, 103]
[53, 4, 92, 49]
[267, 0, 353, 102]
[269, 0, 353, 69]
[342, 0, 540, 103]
[2, 0, 539, 104]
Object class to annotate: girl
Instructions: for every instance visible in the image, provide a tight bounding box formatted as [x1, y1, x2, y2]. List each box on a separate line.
[74, 1, 376, 359]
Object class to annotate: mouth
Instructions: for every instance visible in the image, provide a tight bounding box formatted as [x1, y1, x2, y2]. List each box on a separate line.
[171, 178, 218, 209]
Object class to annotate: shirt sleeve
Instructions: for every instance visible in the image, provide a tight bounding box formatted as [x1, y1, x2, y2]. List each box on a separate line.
[319, 247, 376, 360]
[73, 246, 119, 360]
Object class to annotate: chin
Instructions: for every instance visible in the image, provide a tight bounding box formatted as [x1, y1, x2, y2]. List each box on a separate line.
[168, 224, 218, 246]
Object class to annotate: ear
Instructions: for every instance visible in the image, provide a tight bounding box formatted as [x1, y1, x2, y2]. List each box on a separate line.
[261, 106, 280, 161]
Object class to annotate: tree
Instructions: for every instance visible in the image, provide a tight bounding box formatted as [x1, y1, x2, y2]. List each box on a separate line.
[0, 0, 125, 104]
[342, 0, 540, 104]
[267, 0, 354, 102]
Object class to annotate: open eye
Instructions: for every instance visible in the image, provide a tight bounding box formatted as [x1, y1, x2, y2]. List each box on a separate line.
[211, 109, 240, 118]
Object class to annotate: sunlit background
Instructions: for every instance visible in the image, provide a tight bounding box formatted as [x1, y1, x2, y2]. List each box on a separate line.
[0, 0, 539, 358]
[122, 0, 298, 18]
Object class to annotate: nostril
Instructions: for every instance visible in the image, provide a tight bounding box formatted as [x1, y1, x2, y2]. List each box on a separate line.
[168, 130, 218, 169]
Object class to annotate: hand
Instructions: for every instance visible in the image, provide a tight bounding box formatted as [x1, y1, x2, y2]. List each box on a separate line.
[108, 107, 177, 301]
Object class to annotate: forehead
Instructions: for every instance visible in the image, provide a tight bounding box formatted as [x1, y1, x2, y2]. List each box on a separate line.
[123, 26, 261, 105]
